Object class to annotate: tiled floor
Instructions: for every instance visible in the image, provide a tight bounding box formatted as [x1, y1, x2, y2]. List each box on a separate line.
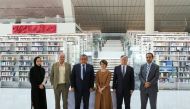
[0, 88, 189, 109]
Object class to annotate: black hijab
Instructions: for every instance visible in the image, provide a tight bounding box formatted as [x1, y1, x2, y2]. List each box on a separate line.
[34, 56, 41, 67]
[30, 56, 45, 86]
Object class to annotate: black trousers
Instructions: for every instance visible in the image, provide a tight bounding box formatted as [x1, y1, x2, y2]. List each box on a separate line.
[116, 91, 131, 109]
[74, 90, 90, 109]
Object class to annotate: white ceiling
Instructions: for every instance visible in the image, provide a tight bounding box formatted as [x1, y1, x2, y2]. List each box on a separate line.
[0, 0, 190, 32]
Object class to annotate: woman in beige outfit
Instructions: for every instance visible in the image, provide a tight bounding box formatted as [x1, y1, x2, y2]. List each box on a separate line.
[95, 60, 112, 109]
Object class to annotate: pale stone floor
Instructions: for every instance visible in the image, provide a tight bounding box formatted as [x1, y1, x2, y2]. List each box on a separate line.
[0, 88, 189, 109]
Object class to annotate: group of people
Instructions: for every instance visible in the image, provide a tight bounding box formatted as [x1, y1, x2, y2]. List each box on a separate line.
[29, 52, 159, 109]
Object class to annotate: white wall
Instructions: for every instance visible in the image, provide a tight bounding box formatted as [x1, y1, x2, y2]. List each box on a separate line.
[0, 24, 12, 35]
[57, 23, 76, 34]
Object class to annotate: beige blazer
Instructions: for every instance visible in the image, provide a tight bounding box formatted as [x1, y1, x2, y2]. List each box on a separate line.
[50, 62, 71, 88]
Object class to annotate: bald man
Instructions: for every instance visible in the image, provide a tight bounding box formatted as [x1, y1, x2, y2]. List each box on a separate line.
[50, 53, 71, 109]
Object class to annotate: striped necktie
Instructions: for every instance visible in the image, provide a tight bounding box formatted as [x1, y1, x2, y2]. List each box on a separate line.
[146, 64, 150, 81]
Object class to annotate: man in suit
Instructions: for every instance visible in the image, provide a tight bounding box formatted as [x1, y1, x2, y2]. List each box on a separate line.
[113, 55, 135, 109]
[139, 53, 159, 109]
[50, 53, 71, 109]
[71, 54, 95, 109]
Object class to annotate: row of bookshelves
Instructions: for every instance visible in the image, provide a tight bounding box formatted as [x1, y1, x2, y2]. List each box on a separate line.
[158, 56, 190, 60]
[1, 55, 56, 60]
[1, 77, 29, 82]
[0, 54, 55, 82]
[155, 52, 190, 55]
[0, 43, 64, 51]
[154, 47, 190, 51]
[0, 71, 48, 77]
[131, 33, 190, 83]
[0, 34, 93, 84]
[154, 43, 190, 46]
[1, 77, 14, 81]
[0, 72, 13, 76]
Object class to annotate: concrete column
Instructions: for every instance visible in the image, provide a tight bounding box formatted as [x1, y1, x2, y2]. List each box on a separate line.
[145, 0, 154, 34]
[62, 0, 75, 22]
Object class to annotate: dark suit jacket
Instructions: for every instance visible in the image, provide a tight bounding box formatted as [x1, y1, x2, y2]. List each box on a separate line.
[139, 63, 159, 92]
[71, 63, 95, 92]
[112, 65, 135, 94]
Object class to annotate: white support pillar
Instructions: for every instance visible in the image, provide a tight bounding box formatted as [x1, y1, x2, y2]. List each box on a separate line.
[62, 0, 75, 23]
[145, 0, 154, 34]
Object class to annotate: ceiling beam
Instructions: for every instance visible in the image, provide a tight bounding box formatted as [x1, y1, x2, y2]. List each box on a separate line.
[74, 5, 190, 8]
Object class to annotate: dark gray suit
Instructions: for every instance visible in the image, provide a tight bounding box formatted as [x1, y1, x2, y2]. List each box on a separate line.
[139, 63, 159, 109]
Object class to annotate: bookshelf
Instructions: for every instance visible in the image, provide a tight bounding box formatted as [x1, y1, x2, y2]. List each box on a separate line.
[0, 54, 55, 81]
[154, 39, 190, 83]
[17, 34, 92, 64]
[0, 54, 56, 88]
[129, 33, 190, 83]
[0, 34, 93, 88]
[0, 40, 66, 83]
[0, 55, 16, 82]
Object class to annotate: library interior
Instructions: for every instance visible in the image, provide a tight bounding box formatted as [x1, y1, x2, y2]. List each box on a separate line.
[0, 0, 190, 109]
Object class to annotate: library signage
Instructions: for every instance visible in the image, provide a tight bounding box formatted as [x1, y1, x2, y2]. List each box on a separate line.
[12, 24, 57, 34]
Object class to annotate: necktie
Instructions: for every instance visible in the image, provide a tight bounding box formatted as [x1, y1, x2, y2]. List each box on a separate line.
[81, 64, 86, 80]
[122, 65, 125, 76]
[146, 64, 150, 81]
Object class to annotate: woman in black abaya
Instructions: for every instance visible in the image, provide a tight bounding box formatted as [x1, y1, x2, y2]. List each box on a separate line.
[29, 56, 47, 109]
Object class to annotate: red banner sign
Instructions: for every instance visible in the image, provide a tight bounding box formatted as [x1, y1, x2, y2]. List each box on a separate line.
[12, 24, 56, 34]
